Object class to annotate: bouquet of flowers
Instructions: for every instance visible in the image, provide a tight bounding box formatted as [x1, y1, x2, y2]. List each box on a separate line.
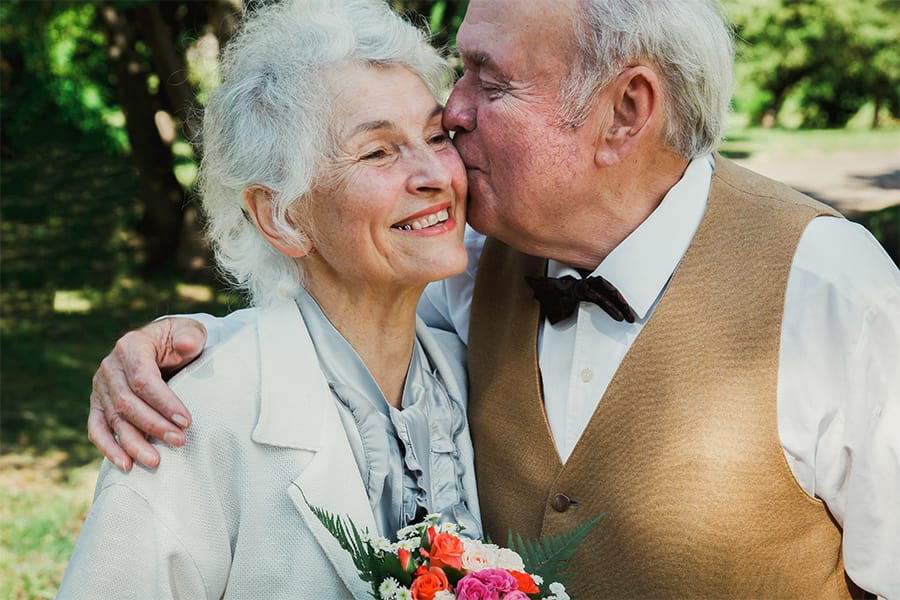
[307, 505, 604, 600]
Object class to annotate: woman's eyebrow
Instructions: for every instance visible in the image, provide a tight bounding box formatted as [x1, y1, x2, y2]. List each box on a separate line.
[349, 105, 443, 138]
[349, 119, 394, 137]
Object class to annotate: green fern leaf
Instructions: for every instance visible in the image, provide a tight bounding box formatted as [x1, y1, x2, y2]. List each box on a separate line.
[302, 494, 382, 597]
[508, 512, 605, 589]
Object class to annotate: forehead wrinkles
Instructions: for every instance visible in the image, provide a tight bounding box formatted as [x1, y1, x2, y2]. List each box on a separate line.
[457, 3, 577, 90]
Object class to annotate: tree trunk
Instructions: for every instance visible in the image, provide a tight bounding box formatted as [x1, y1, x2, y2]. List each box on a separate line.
[872, 94, 881, 128]
[135, 3, 201, 144]
[96, 3, 184, 271]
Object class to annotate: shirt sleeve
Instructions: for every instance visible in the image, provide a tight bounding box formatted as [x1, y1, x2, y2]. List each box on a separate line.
[416, 226, 485, 344]
[779, 216, 900, 597]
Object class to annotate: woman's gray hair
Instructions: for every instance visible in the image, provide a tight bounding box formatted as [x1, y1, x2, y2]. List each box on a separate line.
[560, 0, 735, 159]
[199, 0, 449, 305]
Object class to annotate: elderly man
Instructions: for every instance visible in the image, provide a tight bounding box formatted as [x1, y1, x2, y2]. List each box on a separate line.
[89, 0, 898, 597]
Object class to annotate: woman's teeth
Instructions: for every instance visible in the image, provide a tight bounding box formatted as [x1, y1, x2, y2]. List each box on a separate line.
[394, 209, 449, 231]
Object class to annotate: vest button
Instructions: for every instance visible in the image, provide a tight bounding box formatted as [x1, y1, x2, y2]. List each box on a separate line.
[551, 492, 573, 512]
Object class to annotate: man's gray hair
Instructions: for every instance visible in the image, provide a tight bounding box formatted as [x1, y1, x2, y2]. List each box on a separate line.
[199, 0, 449, 305]
[560, 0, 735, 159]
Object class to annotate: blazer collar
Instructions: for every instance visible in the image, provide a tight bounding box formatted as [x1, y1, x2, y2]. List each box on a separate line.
[251, 300, 332, 451]
[249, 300, 376, 596]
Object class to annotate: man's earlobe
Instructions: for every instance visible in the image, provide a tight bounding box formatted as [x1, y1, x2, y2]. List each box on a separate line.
[243, 186, 313, 258]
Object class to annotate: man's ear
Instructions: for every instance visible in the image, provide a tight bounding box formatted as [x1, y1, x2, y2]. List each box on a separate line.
[595, 66, 660, 166]
[243, 186, 313, 258]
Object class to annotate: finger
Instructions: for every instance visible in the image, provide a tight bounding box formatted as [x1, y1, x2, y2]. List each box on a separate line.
[88, 406, 133, 472]
[115, 331, 193, 429]
[94, 349, 187, 444]
[107, 410, 161, 470]
[110, 383, 186, 447]
[157, 318, 207, 371]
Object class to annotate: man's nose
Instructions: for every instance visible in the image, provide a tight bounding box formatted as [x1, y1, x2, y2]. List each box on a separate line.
[443, 83, 476, 133]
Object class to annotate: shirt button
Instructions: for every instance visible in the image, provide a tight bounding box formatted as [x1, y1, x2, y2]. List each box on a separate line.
[551, 493, 573, 512]
[580, 368, 593, 383]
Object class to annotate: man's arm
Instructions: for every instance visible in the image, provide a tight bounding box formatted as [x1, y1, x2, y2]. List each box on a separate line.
[86, 231, 487, 471]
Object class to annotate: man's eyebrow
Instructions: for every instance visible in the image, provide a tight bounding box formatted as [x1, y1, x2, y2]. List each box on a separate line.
[459, 49, 497, 70]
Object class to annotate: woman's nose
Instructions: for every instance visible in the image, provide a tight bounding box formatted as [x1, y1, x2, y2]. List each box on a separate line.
[443, 83, 476, 133]
[408, 147, 453, 194]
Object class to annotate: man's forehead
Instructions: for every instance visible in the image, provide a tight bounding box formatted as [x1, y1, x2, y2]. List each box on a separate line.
[457, 0, 577, 58]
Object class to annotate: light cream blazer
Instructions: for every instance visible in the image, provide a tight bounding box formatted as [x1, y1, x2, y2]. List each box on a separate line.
[58, 300, 480, 599]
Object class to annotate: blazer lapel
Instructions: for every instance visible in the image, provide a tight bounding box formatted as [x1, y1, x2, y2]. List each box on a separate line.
[253, 300, 377, 598]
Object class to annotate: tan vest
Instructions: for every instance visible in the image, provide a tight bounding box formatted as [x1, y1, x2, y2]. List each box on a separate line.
[467, 158, 860, 599]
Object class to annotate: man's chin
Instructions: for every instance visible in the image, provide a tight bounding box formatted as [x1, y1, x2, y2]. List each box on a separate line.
[464, 202, 498, 238]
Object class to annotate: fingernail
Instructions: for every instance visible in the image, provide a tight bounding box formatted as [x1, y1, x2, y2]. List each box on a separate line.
[163, 431, 184, 446]
[171, 413, 189, 428]
[137, 450, 156, 467]
[114, 458, 129, 472]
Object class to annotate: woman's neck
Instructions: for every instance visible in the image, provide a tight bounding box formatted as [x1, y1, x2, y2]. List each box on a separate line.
[302, 278, 422, 409]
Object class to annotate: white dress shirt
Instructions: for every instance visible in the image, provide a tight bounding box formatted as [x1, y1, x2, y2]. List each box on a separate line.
[416, 155, 900, 598]
[192, 156, 900, 597]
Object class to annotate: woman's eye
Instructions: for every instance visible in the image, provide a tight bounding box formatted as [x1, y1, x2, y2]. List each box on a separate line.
[360, 148, 388, 160]
[428, 133, 449, 146]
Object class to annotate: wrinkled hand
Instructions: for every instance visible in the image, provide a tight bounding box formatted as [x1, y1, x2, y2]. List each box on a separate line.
[88, 317, 207, 471]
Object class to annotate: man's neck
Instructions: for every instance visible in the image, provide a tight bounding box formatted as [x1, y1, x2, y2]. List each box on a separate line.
[528, 153, 690, 271]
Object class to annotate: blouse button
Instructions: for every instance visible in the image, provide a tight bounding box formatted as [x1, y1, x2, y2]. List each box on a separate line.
[580, 368, 593, 383]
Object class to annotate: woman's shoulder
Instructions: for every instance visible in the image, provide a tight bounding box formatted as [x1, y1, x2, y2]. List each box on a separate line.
[168, 299, 323, 430]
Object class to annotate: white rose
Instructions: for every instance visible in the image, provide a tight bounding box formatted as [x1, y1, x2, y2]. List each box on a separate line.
[461, 539, 499, 570]
[493, 547, 525, 571]
[433, 592, 456, 600]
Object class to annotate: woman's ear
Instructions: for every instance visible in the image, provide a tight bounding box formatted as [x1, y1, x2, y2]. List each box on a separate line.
[595, 66, 660, 166]
[243, 186, 313, 258]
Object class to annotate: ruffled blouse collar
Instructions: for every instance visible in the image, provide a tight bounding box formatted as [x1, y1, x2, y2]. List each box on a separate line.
[295, 287, 479, 539]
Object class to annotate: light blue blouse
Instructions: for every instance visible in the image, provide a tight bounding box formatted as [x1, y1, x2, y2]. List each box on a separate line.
[295, 288, 479, 540]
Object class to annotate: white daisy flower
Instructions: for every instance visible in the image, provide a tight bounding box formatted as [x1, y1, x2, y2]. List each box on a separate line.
[378, 577, 399, 599]
[395, 587, 412, 600]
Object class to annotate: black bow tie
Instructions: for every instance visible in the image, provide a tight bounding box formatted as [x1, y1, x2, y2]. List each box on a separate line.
[525, 274, 636, 325]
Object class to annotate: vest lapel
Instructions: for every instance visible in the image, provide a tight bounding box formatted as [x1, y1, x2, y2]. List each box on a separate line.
[468, 242, 563, 541]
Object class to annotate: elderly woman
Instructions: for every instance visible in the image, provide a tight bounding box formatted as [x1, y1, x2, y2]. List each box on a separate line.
[58, 1, 480, 597]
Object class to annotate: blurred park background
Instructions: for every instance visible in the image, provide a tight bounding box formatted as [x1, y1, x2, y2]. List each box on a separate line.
[1, 0, 898, 596]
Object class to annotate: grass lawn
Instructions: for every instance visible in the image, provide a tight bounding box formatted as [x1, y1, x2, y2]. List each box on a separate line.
[1, 120, 897, 596]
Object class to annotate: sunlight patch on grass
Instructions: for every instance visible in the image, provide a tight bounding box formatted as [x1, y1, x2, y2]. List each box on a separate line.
[52, 291, 92, 314]
[177, 283, 214, 302]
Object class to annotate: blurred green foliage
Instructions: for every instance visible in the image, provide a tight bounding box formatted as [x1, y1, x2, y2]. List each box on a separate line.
[726, 0, 900, 128]
[1, 2, 124, 150]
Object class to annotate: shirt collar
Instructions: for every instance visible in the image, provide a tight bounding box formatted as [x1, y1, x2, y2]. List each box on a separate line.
[547, 154, 713, 320]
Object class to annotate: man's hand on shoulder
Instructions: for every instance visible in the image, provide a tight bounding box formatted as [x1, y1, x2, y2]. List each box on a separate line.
[88, 317, 208, 471]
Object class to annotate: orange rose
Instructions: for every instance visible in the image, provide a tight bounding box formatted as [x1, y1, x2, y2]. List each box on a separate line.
[410, 566, 450, 600]
[424, 532, 465, 570]
[507, 570, 539, 594]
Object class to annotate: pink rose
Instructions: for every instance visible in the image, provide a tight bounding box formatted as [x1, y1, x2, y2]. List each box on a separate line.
[472, 569, 517, 593]
[455, 575, 497, 600]
[502, 592, 531, 600]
